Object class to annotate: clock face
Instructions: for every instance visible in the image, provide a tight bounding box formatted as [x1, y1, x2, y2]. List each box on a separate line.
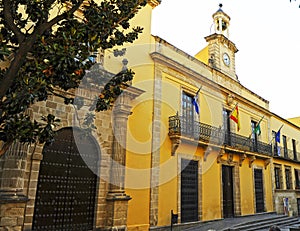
[223, 53, 230, 66]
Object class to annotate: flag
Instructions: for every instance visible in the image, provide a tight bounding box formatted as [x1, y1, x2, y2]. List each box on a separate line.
[230, 104, 240, 131]
[254, 122, 261, 136]
[275, 128, 281, 143]
[192, 87, 201, 114]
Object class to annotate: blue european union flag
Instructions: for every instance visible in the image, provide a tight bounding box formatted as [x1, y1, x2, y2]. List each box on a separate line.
[275, 129, 281, 143]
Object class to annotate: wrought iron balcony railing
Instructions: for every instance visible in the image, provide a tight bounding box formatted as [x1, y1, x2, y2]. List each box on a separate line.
[273, 146, 300, 161]
[169, 114, 272, 155]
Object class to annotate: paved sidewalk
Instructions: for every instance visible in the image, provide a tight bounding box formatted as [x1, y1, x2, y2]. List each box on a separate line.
[184, 213, 284, 231]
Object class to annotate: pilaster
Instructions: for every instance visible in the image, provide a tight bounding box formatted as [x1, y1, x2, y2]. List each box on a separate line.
[105, 86, 144, 230]
[149, 65, 163, 227]
[0, 142, 29, 230]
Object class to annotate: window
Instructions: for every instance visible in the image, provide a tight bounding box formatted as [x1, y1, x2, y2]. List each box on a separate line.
[283, 135, 288, 158]
[181, 92, 195, 136]
[295, 169, 300, 189]
[223, 109, 231, 145]
[293, 139, 297, 161]
[272, 131, 279, 156]
[251, 120, 259, 152]
[274, 166, 282, 189]
[285, 167, 292, 189]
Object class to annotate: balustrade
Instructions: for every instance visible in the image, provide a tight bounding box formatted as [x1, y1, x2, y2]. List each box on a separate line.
[169, 115, 272, 155]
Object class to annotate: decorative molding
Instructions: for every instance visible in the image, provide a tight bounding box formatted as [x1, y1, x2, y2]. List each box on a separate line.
[148, 0, 161, 8]
[217, 148, 225, 163]
[239, 153, 247, 167]
[227, 94, 235, 106]
[205, 33, 238, 53]
[150, 51, 270, 115]
[204, 146, 212, 161]
[248, 155, 256, 168]
[170, 135, 181, 156]
[264, 159, 271, 169]
[227, 153, 234, 164]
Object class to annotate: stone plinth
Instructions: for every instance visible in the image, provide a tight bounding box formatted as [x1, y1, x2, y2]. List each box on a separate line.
[105, 193, 131, 230]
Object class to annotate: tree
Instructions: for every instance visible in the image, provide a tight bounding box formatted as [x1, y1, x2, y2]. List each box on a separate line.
[0, 0, 147, 156]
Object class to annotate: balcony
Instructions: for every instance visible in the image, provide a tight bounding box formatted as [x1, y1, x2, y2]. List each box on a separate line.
[169, 114, 272, 156]
[273, 146, 300, 161]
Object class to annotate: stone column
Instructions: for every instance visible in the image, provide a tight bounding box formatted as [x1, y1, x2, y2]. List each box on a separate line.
[105, 91, 134, 231]
[0, 141, 29, 230]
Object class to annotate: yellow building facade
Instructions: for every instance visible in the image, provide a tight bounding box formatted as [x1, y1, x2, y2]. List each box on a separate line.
[104, 2, 300, 230]
[1, 1, 300, 231]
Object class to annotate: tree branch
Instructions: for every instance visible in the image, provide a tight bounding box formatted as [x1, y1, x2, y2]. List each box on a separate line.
[3, 0, 25, 43]
[0, 0, 85, 99]
[112, 0, 145, 32]
[43, 0, 85, 30]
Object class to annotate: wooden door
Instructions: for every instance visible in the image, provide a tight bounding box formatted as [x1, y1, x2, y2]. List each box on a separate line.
[222, 165, 234, 218]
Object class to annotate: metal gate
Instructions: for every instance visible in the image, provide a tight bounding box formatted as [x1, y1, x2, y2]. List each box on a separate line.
[32, 127, 100, 230]
[181, 159, 198, 223]
[254, 169, 265, 213]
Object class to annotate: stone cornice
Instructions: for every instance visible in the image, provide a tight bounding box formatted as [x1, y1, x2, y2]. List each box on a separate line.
[205, 33, 238, 53]
[148, 0, 161, 8]
[212, 10, 231, 21]
[150, 51, 272, 116]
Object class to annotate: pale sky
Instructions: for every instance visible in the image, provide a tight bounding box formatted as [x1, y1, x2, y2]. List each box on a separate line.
[151, 0, 300, 119]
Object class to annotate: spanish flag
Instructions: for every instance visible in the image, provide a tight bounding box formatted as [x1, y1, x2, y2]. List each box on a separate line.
[230, 104, 240, 131]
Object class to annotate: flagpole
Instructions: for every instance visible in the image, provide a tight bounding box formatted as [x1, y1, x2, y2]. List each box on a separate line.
[217, 102, 239, 131]
[193, 86, 202, 121]
[278, 124, 284, 132]
[195, 86, 202, 95]
[248, 115, 264, 139]
[268, 124, 284, 145]
[228, 102, 238, 118]
[240, 115, 264, 148]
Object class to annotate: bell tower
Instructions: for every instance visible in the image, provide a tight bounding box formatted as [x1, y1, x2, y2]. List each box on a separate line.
[204, 4, 238, 80]
[213, 3, 230, 38]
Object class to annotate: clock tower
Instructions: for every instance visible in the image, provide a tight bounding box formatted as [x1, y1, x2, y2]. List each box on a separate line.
[204, 4, 238, 80]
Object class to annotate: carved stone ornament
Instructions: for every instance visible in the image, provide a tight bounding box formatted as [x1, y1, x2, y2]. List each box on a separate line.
[204, 146, 213, 161]
[264, 159, 271, 169]
[217, 148, 225, 163]
[227, 153, 234, 164]
[170, 135, 181, 156]
[239, 153, 247, 167]
[148, 0, 161, 8]
[248, 155, 256, 168]
[227, 94, 234, 106]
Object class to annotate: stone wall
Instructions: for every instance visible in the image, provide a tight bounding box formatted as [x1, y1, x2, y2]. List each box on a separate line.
[0, 64, 143, 230]
[0, 203, 26, 231]
[274, 191, 300, 216]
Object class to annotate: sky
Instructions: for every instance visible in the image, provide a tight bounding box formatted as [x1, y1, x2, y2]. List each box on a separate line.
[151, 0, 300, 119]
